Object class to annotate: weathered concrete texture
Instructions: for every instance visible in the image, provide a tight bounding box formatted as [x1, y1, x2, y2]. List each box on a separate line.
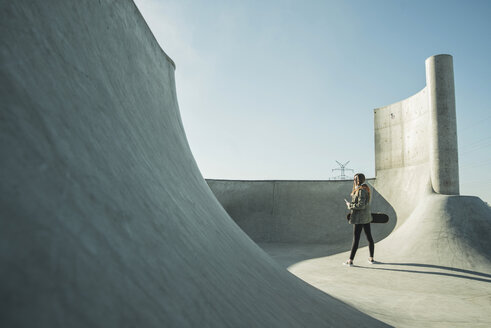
[374, 87, 429, 172]
[375, 54, 459, 196]
[286, 194, 491, 327]
[372, 164, 432, 227]
[375, 194, 491, 270]
[426, 55, 459, 195]
[0, 1, 391, 327]
[209, 54, 491, 327]
[284, 56, 491, 327]
[207, 179, 396, 246]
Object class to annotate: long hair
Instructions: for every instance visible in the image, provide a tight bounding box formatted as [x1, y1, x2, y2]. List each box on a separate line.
[351, 173, 370, 199]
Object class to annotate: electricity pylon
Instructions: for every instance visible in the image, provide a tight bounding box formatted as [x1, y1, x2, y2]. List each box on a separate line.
[332, 160, 354, 180]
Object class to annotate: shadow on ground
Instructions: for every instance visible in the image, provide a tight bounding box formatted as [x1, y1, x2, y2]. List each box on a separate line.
[359, 262, 491, 283]
[258, 243, 344, 268]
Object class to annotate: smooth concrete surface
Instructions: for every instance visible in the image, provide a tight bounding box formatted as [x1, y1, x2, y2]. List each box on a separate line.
[2, 1, 489, 327]
[209, 54, 491, 327]
[212, 177, 491, 326]
[207, 179, 397, 244]
[426, 55, 459, 195]
[0, 1, 391, 327]
[374, 87, 429, 172]
[374, 54, 459, 196]
[272, 194, 491, 328]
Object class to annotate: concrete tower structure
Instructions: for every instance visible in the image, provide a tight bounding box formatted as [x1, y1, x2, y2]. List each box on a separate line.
[426, 55, 459, 195]
[209, 55, 464, 245]
[373, 54, 459, 201]
[208, 54, 491, 326]
[3, 1, 490, 327]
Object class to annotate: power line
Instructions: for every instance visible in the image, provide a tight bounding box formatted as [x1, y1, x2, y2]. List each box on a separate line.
[460, 112, 491, 131]
[460, 178, 491, 185]
[460, 157, 491, 169]
[459, 137, 491, 155]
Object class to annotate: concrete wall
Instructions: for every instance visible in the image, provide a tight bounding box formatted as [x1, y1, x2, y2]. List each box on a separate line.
[1, 1, 390, 327]
[426, 55, 459, 195]
[374, 87, 430, 171]
[210, 55, 460, 243]
[2, 1, 483, 325]
[207, 179, 396, 245]
[372, 85, 433, 224]
[374, 54, 459, 197]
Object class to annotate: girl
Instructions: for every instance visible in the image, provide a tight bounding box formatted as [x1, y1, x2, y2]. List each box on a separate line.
[343, 173, 374, 266]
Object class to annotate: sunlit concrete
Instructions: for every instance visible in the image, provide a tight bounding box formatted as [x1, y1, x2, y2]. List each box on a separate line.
[209, 55, 491, 327]
[0, 1, 389, 327]
[207, 179, 396, 244]
[2, 1, 489, 327]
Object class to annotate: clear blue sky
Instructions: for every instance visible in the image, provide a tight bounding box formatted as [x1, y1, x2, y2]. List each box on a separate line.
[134, 0, 491, 203]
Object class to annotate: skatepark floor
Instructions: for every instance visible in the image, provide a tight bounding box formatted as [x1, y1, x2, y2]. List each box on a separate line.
[260, 243, 491, 328]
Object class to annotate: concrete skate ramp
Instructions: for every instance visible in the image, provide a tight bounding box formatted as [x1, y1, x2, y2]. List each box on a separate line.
[209, 54, 491, 272]
[369, 61, 491, 272]
[207, 55, 491, 326]
[286, 184, 491, 327]
[375, 193, 491, 270]
[207, 179, 396, 247]
[0, 1, 392, 327]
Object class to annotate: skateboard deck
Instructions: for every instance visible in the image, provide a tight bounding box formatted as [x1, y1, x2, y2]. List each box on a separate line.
[346, 213, 389, 223]
[371, 213, 389, 223]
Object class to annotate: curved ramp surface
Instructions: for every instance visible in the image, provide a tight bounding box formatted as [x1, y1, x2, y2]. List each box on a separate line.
[208, 55, 491, 327]
[207, 179, 397, 245]
[0, 1, 391, 327]
[287, 192, 491, 327]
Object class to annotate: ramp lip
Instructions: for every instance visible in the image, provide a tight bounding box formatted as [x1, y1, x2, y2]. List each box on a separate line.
[374, 86, 427, 112]
[132, 0, 176, 70]
[206, 178, 374, 183]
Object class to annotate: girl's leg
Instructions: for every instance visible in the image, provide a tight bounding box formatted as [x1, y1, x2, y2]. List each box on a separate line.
[363, 223, 375, 258]
[349, 224, 363, 261]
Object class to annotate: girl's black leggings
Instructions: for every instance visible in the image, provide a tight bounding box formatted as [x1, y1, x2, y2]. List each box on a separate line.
[349, 223, 374, 260]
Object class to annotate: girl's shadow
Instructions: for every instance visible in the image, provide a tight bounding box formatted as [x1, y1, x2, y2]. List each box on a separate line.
[360, 262, 491, 283]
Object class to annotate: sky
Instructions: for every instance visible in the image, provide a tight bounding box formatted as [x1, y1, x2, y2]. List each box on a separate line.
[134, 0, 491, 204]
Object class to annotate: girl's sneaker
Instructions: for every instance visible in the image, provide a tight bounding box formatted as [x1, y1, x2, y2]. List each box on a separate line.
[368, 258, 375, 264]
[342, 260, 353, 266]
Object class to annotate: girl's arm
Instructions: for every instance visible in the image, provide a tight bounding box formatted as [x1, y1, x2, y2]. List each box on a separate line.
[349, 189, 369, 210]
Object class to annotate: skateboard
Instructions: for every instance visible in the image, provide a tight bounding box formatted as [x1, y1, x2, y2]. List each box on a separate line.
[371, 213, 389, 223]
[346, 213, 389, 223]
